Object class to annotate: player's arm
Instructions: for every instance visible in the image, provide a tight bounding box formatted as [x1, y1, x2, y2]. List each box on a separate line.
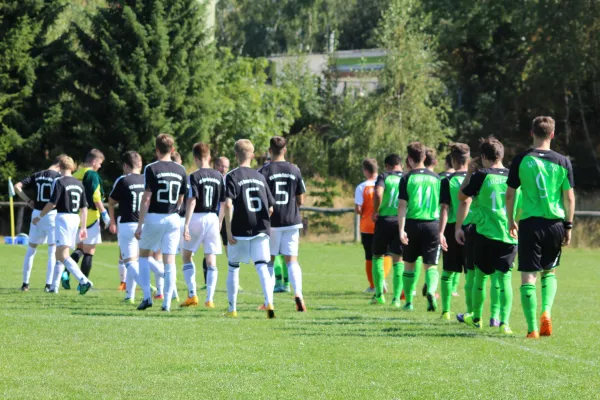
[296, 193, 305, 207]
[562, 188, 575, 246]
[79, 206, 88, 240]
[506, 188, 517, 239]
[373, 187, 383, 221]
[135, 189, 152, 240]
[183, 195, 196, 241]
[398, 199, 408, 245]
[456, 171, 483, 245]
[455, 197, 472, 245]
[33, 202, 56, 225]
[438, 178, 450, 251]
[354, 184, 363, 215]
[108, 197, 118, 234]
[224, 198, 236, 245]
[14, 181, 34, 209]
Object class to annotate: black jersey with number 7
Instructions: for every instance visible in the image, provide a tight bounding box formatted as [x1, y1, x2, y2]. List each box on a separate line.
[225, 167, 275, 237]
[50, 176, 88, 214]
[144, 161, 187, 214]
[259, 161, 306, 228]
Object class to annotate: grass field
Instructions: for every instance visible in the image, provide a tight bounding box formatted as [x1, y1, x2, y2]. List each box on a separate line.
[1, 242, 599, 399]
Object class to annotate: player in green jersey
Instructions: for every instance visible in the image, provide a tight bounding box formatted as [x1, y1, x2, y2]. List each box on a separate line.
[506, 116, 575, 339]
[438, 143, 470, 320]
[370, 154, 404, 306]
[456, 137, 519, 334]
[399, 142, 442, 311]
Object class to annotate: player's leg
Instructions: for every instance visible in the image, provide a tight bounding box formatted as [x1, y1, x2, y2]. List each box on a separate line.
[148, 250, 165, 298]
[22, 210, 46, 291]
[440, 223, 458, 318]
[160, 215, 182, 312]
[43, 214, 57, 292]
[457, 224, 475, 323]
[282, 229, 305, 312]
[80, 243, 96, 278]
[268, 232, 282, 295]
[361, 233, 375, 292]
[451, 270, 461, 296]
[496, 245, 516, 334]
[59, 221, 93, 295]
[370, 219, 388, 304]
[422, 221, 441, 312]
[118, 257, 127, 291]
[273, 255, 284, 292]
[539, 221, 564, 337]
[489, 272, 501, 327]
[251, 236, 275, 318]
[21, 243, 38, 291]
[387, 221, 403, 307]
[181, 214, 201, 307]
[119, 223, 140, 303]
[464, 233, 491, 328]
[202, 215, 222, 308]
[224, 239, 248, 317]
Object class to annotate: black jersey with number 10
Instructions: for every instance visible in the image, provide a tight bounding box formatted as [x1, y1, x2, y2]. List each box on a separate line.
[225, 167, 275, 237]
[50, 176, 88, 214]
[144, 161, 187, 214]
[109, 174, 145, 223]
[188, 168, 226, 214]
[259, 161, 306, 228]
[20, 169, 62, 211]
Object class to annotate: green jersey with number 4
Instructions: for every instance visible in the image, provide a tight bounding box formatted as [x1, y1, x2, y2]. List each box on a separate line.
[399, 169, 441, 220]
[375, 171, 403, 217]
[462, 168, 521, 244]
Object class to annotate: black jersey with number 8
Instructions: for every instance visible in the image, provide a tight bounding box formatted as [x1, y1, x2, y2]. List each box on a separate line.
[188, 168, 225, 214]
[50, 176, 88, 214]
[144, 161, 187, 214]
[109, 174, 145, 223]
[225, 167, 275, 237]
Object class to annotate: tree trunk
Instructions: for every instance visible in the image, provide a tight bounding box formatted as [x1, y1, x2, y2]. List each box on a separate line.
[576, 88, 600, 179]
[563, 85, 571, 147]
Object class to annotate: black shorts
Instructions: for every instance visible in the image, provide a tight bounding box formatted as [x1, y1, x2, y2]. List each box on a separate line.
[473, 232, 517, 274]
[464, 224, 476, 271]
[443, 223, 466, 273]
[372, 217, 402, 256]
[518, 218, 565, 272]
[403, 219, 440, 265]
[220, 224, 228, 247]
[361, 233, 374, 260]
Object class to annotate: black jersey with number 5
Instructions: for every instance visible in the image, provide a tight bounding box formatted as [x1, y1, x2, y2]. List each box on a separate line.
[144, 161, 187, 214]
[259, 161, 306, 228]
[188, 168, 225, 214]
[225, 167, 275, 237]
[109, 174, 145, 223]
[50, 176, 88, 214]
[20, 169, 62, 211]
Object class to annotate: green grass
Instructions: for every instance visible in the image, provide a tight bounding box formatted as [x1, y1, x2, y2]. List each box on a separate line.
[1, 243, 599, 399]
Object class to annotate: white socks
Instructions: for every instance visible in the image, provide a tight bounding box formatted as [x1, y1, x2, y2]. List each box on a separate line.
[287, 261, 303, 298]
[51, 262, 64, 292]
[138, 257, 152, 300]
[227, 264, 240, 312]
[64, 257, 89, 285]
[163, 263, 177, 310]
[118, 260, 126, 283]
[46, 245, 56, 285]
[206, 265, 218, 303]
[22, 246, 37, 284]
[256, 262, 274, 306]
[267, 261, 276, 296]
[183, 262, 197, 297]
[148, 257, 164, 296]
[125, 261, 139, 299]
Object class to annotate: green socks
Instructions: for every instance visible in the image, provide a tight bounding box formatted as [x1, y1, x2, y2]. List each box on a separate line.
[464, 269, 474, 313]
[520, 284, 538, 333]
[372, 257, 385, 297]
[282, 261, 289, 285]
[490, 272, 501, 321]
[414, 257, 423, 286]
[472, 268, 489, 321]
[541, 273, 557, 316]
[402, 270, 416, 304]
[497, 270, 513, 326]
[274, 256, 284, 286]
[451, 272, 461, 294]
[392, 262, 404, 301]
[425, 268, 439, 295]
[441, 271, 455, 313]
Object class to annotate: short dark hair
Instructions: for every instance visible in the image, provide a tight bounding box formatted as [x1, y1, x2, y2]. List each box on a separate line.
[362, 158, 378, 175]
[192, 142, 210, 160]
[424, 148, 437, 168]
[478, 136, 504, 162]
[269, 136, 287, 156]
[406, 142, 426, 163]
[384, 154, 402, 167]
[171, 151, 182, 164]
[531, 116, 555, 139]
[444, 153, 453, 169]
[85, 149, 105, 164]
[449, 143, 470, 167]
[156, 133, 175, 155]
[123, 151, 142, 169]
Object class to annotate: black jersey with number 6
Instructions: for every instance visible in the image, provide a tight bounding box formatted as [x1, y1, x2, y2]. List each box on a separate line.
[259, 161, 306, 228]
[20, 169, 62, 211]
[188, 168, 225, 214]
[109, 174, 145, 223]
[225, 166, 275, 237]
[50, 176, 88, 214]
[144, 161, 187, 214]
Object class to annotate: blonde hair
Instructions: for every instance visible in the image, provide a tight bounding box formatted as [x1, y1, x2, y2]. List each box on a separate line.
[234, 139, 254, 162]
[56, 154, 76, 172]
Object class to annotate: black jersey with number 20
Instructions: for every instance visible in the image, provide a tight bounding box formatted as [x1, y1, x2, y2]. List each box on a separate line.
[50, 176, 88, 214]
[109, 173, 145, 223]
[144, 161, 187, 214]
[259, 161, 306, 228]
[188, 168, 226, 214]
[226, 166, 275, 237]
[20, 169, 62, 211]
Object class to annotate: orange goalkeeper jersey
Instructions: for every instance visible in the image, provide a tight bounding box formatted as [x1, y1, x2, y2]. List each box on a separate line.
[355, 179, 376, 234]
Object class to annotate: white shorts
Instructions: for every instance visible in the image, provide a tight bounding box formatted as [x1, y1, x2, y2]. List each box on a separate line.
[118, 222, 139, 260]
[139, 213, 181, 255]
[228, 235, 270, 265]
[77, 220, 102, 245]
[178, 217, 185, 255]
[29, 209, 56, 245]
[182, 213, 222, 255]
[55, 214, 81, 249]
[269, 228, 300, 256]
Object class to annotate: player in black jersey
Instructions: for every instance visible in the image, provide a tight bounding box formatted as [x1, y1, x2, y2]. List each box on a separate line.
[259, 136, 307, 312]
[108, 151, 145, 303]
[135, 134, 187, 312]
[32, 156, 92, 295]
[14, 157, 62, 292]
[180, 143, 225, 309]
[224, 139, 276, 318]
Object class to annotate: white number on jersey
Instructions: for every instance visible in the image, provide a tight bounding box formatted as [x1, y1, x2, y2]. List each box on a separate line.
[204, 186, 214, 208]
[416, 186, 432, 208]
[388, 187, 399, 208]
[70, 191, 81, 213]
[246, 187, 262, 212]
[131, 191, 143, 213]
[157, 180, 181, 204]
[275, 181, 289, 205]
[490, 190, 507, 213]
[36, 182, 52, 202]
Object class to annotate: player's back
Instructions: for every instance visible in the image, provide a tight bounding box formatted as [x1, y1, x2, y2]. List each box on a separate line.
[226, 166, 274, 237]
[51, 176, 87, 214]
[259, 161, 305, 228]
[110, 174, 145, 223]
[355, 179, 376, 233]
[188, 168, 225, 214]
[443, 172, 472, 224]
[508, 149, 573, 221]
[21, 169, 62, 211]
[376, 171, 403, 217]
[144, 160, 187, 215]
[400, 168, 441, 220]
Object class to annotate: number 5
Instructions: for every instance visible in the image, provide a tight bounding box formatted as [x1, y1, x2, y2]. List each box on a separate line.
[275, 181, 289, 205]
